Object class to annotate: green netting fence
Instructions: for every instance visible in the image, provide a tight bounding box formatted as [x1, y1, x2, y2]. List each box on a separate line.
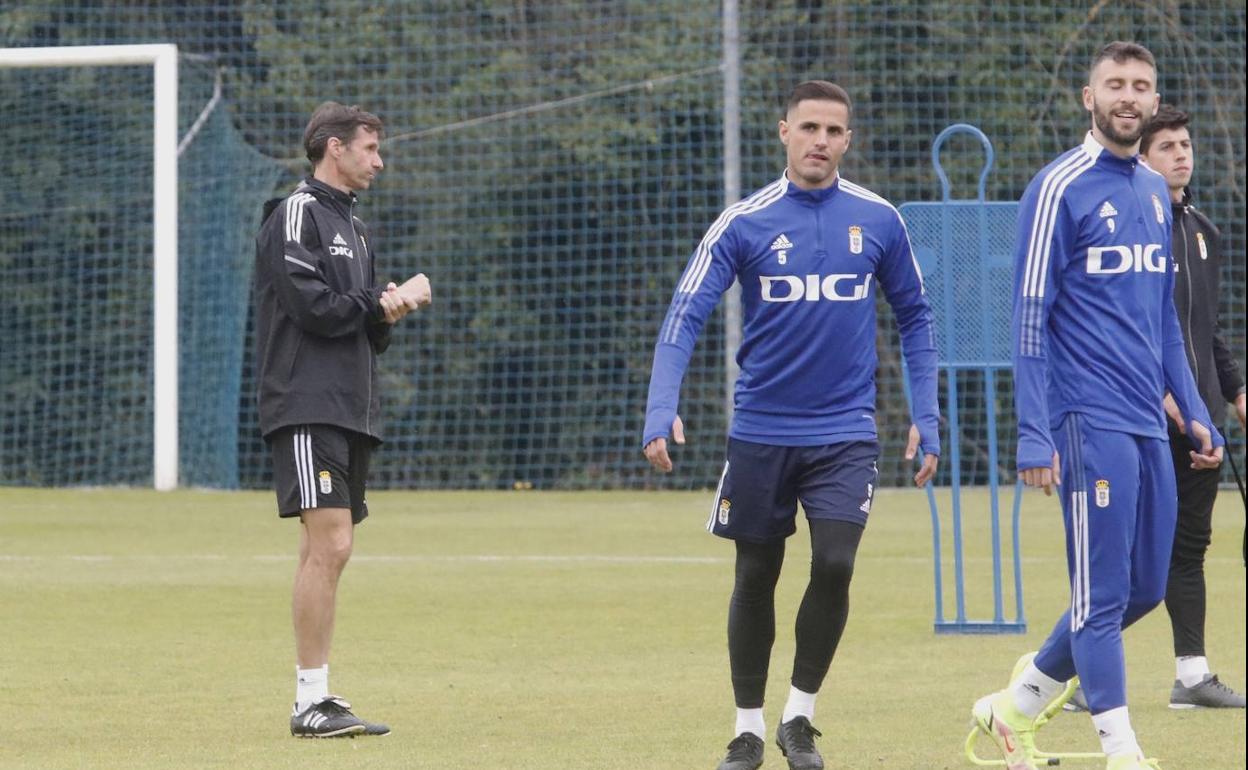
[1, 1, 1243, 490]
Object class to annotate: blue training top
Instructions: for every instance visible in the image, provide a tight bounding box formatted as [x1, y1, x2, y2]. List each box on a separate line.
[1012, 132, 1224, 471]
[643, 172, 941, 454]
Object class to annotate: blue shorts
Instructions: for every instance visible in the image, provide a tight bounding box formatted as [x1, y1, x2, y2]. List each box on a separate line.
[707, 437, 879, 542]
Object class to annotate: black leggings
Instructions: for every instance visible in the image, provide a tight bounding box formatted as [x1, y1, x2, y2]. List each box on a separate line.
[728, 519, 864, 708]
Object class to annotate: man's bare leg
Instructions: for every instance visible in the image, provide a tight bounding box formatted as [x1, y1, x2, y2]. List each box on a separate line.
[293, 508, 353, 709]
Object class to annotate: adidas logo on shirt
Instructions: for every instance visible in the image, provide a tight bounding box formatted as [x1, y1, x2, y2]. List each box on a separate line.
[1098, 201, 1118, 218]
[329, 232, 354, 258]
[770, 233, 794, 251]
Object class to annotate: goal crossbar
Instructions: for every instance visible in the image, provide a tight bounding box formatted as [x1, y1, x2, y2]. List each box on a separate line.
[0, 44, 179, 490]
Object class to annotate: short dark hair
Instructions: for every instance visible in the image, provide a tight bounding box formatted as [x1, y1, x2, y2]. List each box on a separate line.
[302, 101, 383, 165]
[784, 80, 852, 121]
[1140, 104, 1190, 155]
[1088, 41, 1156, 81]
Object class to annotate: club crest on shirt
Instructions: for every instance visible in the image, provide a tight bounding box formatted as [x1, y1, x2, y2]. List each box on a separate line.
[718, 498, 732, 525]
[1151, 194, 1165, 224]
[1095, 479, 1110, 508]
[848, 225, 863, 255]
[318, 470, 333, 494]
[1196, 231, 1208, 260]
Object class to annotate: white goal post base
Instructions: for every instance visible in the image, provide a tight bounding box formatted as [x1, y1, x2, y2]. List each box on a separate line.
[0, 44, 179, 490]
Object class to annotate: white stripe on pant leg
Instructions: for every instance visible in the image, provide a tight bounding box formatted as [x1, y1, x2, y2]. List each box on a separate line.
[1076, 492, 1085, 630]
[1071, 490, 1083, 631]
[1071, 491, 1089, 631]
[301, 430, 317, 509]
[301, 428, 314, 509]
[293, 429, 309, 510]
[1076, 420, 1090, 632]
[1079, 491, 1090, 629]
[1075, 492, 1086, 630]
[1066, 415, 1089, 633]
[1070, 489, 1079, 631]
[294, 427, 315, 510]
[707, 460, 730, 532]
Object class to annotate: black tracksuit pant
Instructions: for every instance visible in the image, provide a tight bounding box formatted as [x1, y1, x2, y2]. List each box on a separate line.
[1164, 430, 1222, 658]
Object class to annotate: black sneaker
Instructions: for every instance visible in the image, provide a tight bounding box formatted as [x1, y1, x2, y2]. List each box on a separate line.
[716, 732, 764, 770]
[776, 716, 824, 770]
[290, 695, 366, 738]
[361, 717, 391, 736]
[1169, 674, 1247, 709]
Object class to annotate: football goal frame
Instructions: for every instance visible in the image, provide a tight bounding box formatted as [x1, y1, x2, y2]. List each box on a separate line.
[0, 44, 179, 490]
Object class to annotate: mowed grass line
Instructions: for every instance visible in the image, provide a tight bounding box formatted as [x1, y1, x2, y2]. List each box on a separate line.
[0, 488, 1243, 769]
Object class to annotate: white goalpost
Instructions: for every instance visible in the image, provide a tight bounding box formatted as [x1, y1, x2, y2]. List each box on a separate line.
[0, 44, 179, 490]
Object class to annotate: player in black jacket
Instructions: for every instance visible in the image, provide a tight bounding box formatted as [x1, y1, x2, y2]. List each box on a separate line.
[1141, 105, 1245, 709]
[254, 102, 431, 737]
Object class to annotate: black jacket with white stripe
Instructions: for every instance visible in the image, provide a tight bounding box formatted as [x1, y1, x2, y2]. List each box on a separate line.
[1170, 187, 1243, 428]
[253, 177, 392, 441]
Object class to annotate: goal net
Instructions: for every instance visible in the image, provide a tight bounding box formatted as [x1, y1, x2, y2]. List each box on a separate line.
[0, 45, 280, 489]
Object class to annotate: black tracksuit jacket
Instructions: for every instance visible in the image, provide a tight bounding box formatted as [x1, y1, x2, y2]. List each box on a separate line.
[1170, 188, 1243, 428]
[253, 177, 392, 441]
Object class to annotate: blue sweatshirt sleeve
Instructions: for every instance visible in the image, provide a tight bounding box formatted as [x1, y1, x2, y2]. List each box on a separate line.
[877, 212, 940, 456]
[1161, 249, 1225, 449]
[1012, 179, 1068, 471]
[642, 220, 742, 447]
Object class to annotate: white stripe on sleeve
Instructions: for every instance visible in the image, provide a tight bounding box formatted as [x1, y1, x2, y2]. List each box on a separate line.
[285, 193, 315, 244]
[284, 255, 316, 272]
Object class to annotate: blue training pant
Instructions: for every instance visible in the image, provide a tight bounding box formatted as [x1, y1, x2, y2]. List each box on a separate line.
[1032, 413, 1176, 714]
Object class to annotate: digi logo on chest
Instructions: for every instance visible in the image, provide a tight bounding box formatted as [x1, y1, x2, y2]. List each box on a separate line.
[760, 273, 874, 302]
[330, 232, 354, 259]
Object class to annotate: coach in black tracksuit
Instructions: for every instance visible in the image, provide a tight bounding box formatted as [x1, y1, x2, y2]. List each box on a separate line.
[1141, 105, 1245, 710]
[254, 102, 431, 738]
[255, 177, 394, 450]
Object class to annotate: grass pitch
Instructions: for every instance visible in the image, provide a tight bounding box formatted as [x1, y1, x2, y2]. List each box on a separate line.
[1, 487, 1244, 769]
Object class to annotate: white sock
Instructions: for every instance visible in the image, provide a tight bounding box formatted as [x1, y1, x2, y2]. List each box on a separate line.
[295, 664, 328, 714]
[1176, 655, 1210, 688]
[1092, 706, 1140, 757]
[735, 707, 765, 739]
[1009, 661, 1064, 719]
[781, 686, 817, 723]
